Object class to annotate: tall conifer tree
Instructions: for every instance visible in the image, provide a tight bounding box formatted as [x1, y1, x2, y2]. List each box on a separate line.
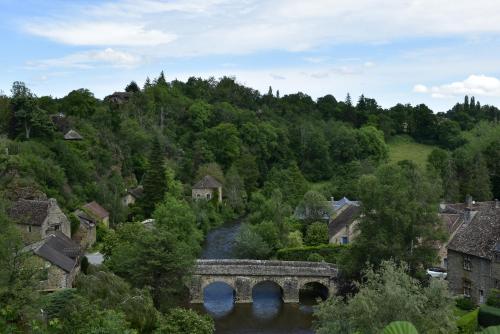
[142, 138, 168, 215]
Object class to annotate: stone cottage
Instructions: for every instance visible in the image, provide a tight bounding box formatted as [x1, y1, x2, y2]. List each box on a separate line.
[328, 197, 361, 245]
[24, 231, 81, 291]
[192, 175, 223, 203]
[82, 201, 110, 228]
[72, 210, 97, 249]
[9, 198, 71, 244]
[447, 200, 500, 304]
[122, 185, 143, 206]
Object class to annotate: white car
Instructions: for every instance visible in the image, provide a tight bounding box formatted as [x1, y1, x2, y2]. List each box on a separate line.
[427, 267, 447, 279]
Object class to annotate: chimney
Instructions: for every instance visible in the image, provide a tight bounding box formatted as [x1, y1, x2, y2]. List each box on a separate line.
[48, 198, 57, 208]
[466, 195, 473, 209]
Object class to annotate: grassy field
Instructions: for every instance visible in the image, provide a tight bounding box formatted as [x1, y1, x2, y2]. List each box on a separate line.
[387, 135, 437, 169]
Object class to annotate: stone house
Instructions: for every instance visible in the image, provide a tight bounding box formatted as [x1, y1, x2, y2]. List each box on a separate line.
[192, 175, 223, 203]
[24, 231, 81, 291]
[447, 200, 500, 304]
[72, 210, 97, 249]
[82, 201, 110, 228]
[9, 198, 71, 244]
[328, 204, 361, 245]
[122, 185, 143, 206]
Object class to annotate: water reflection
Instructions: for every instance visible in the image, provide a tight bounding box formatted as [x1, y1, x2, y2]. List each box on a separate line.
[203, 282, 235, 318]
[198, 280, 317, 334]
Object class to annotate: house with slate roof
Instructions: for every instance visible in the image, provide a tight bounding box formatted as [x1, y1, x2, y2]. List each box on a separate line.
[192, 175, 223, 203]
[447, 199, 500, 304]
[9, 198, 71, 244]
[82, 201, 110, 228]
[328, 197, 362, 245]
[122, 185, 144, 206]
[23, 231, 81, 291]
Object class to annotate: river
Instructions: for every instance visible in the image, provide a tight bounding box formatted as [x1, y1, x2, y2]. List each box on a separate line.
[194, 219, 319, 334]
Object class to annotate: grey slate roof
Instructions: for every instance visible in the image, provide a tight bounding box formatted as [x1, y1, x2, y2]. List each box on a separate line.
[64, 129, 83, 140]
[74, 209, 96, 228]
[32, 231, 80, 272]
[128, 186, 144, 199]
[193, 175, 223, 189]
[448, 201, 500, 260]
[9, 199, 50, 226]
[328, 205, 361, 238]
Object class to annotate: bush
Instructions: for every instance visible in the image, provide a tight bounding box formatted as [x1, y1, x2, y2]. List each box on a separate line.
[457, 297, 475, 311]
[479, 305, 500, 328]
[488, 289, 500, 307]
[307, 253, 324, 262]
[457, 309, 478, 334]
[276, 244, 345, 263]
[304, 221, 329, 246]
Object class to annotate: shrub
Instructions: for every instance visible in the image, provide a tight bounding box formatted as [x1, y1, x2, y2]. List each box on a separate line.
[457, 297, 475, 311]
[457, 309, 478, 334]
[479, 305, 500, 328]
[488, 289, 500, 308]
[276, 244, 345, 263]
[304, 221, 329, 246]
[307, 253, 324, 262]
[69, 213, 81, 237]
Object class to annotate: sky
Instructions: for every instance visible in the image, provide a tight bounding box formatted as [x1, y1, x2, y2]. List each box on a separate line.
[2, 0, 500, 111]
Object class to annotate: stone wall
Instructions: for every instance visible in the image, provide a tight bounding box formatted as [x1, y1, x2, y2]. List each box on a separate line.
[447, 250, 492, 304]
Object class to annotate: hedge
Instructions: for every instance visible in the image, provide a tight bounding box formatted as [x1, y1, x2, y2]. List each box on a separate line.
[457, 309, 478, 334]
[488, 289, 500, 308]
[276, 244, 346, 263]
[457, 297, 476, 311]
[479, 305, 500, 328]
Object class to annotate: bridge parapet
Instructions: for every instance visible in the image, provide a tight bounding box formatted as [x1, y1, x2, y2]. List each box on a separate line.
[190, 259, 337, 304]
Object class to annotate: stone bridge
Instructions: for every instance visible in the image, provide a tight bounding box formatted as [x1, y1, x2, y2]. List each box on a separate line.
[189, 259, 338, 303]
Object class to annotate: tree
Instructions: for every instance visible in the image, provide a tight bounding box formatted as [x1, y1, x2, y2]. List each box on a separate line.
[141, 138, 168, 216]
[61, 88, 98, 118]
[10, 81, 53, 139]
[155, 308, 214, 334]
[314, 261, 456, 334]
[235, 224, 272, 259]
[427, 148, 460, 202]
[125, 81, 140, 93]
[195, 162, 225, 184]
[263, 163, 308, 207]
[346, 162, 445, 277]
[225, 165, 247, 213]
[296, 191, 331, 223]
[304, 222, 329, 246]
[203, 123, 241, 169]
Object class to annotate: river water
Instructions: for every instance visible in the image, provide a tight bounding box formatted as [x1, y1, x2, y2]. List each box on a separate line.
[195, 220, 318, 334]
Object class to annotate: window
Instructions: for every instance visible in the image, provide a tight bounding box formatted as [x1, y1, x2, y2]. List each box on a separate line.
[54, 225, 60, 231]
[496, 279, 500, 289]
[463, 280, 472, 298]
[196, 193, 201, 198]
[463, 255, 472, 271]
[495, 253, 500, 263]
[27, 225, 32, 232]
[341, 236, 349, 244]
[206, 193, 211, 200]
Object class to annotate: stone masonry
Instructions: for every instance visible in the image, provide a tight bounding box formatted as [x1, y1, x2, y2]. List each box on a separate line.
[189, 259, 337, 303]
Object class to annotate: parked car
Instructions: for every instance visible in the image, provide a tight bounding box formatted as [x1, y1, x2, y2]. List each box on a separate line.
[427, 267, 447, 279]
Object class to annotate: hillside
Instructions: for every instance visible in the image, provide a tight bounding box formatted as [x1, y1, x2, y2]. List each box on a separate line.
[388, 135, 437, 169]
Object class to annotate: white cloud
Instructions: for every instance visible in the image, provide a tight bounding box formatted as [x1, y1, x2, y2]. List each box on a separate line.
[25, 22, 176, 46]
[22, 0, 500, 56]
[27, 48, 142, 69]
[414, 75, 500, 98]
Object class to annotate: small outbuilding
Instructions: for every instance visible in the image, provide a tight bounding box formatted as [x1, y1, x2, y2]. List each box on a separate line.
[63, 129, 83, 141]
[192, 175, 223, 203]
[82, 201, 110, 228]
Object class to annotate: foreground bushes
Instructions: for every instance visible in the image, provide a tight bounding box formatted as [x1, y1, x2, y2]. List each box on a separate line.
[479, 305, 500, 328]
[457, 309, 478, 334]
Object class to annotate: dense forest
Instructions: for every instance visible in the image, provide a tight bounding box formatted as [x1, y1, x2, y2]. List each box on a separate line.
[1, 73, 499, 333]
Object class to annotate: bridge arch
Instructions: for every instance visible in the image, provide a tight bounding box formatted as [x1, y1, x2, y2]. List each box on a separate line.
[251, 279, 284, 301]
[299, 281, 330, 302]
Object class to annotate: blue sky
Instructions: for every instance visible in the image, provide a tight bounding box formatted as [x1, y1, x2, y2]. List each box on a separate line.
[2, 0, 500, 111]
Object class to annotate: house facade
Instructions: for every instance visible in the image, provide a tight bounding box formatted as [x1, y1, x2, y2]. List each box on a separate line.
[122, 185, 143, 206]
[192, 175, 223, 203]
[447, 200, 500, 304]
[72, 210, 97, 249]
[9, 198, 71, 244]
